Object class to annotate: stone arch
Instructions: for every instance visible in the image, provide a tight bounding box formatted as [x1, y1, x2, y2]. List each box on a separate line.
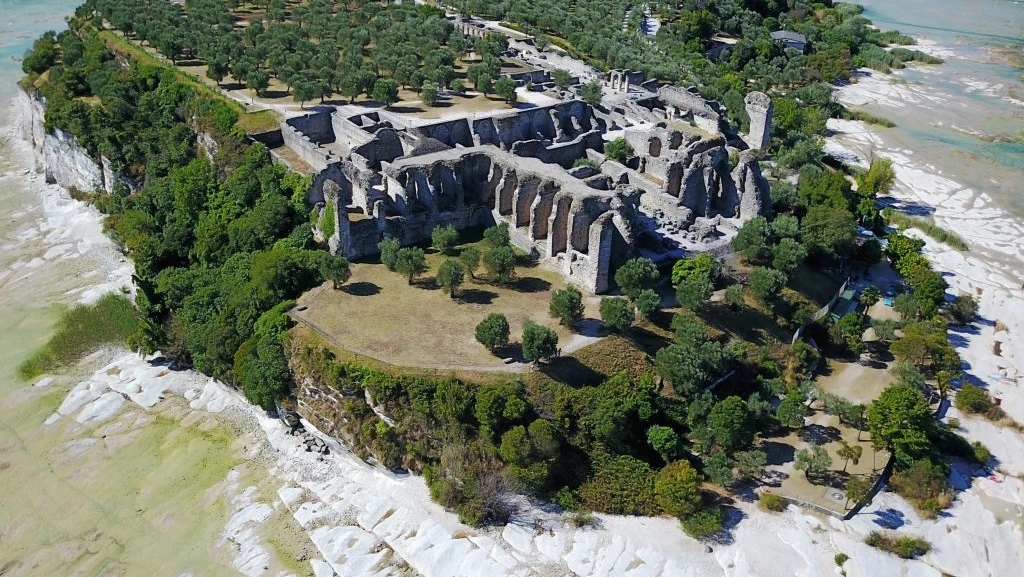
[497, 170, 517, 215]
[648, 137, 662, 157]
[530, 189, 555, 240]
[515, 176, 541, 228]
[570, 208, 597, 254]
[549, 195, 572, 256]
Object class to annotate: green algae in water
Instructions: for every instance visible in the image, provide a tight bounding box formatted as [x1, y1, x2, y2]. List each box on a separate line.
[0, 394, 244, 576]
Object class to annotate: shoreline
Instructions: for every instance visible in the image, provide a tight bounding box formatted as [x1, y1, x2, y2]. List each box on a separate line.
[4, 48, 1024, 577]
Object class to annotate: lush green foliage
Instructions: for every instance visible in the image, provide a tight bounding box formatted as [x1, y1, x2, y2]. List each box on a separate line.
[867, 383, 934, 468]
[654, 460, 703, 519]
[91, 0, 467, 103]
[758, 492, 786, 512]
[614, 257, 658, 301]
[484, 246, 517, 284]
[321, 255, 351, 289]
[437, 259, 466, 297]
[459, 246, 482, 278]
[522, 320, 558, 362]
[395, 247, 427, 284]
[604, 137, 634, 163]
[599, 296, 633, 333]
[794, 443, 833, 479]
[549, 285, 584, 328]
[431, 224, 459, 255]
[26, 19, 331, 408]
[475, 313, 510, 350]
[378, 237, 401, 271]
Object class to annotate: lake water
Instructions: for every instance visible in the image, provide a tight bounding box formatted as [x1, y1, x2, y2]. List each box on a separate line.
[856, 0, 1024, 219]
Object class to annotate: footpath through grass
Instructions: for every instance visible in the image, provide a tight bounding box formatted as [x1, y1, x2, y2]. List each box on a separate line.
[18, 293, 141, 379]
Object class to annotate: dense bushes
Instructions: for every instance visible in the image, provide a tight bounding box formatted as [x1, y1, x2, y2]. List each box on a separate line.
[865, 531, 932, 559]
[26, 16, 326, 408]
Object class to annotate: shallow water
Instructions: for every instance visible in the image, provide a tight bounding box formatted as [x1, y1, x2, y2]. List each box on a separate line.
[0, 3, 315, 574]
[855, 0, 1024, 219]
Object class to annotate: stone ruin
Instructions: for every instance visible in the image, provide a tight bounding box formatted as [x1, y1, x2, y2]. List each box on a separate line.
[744, 91, 773, 150]
[270, 86, 772, 293]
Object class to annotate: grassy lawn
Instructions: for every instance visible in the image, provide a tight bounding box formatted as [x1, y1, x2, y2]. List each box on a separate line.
[526, 333, 657, 388]
[292, 240, 598, 369]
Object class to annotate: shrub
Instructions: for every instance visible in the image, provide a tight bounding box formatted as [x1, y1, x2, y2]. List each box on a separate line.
[947, 294, 979, 324]
[654, 460, 703, 518]
[889, 458, 953, 519]
[568, 511, 597, 527]
[522, 320, 558, 362]
[484, 246, 517, 283]
[635, 289, 661, 321]
[614, 257, 658, 301]
[681, 506, 724, 539]
[955, 384, 992, 414]
[604, 137, 634, 163]
[319, 201, 335, 239]
[578, 453, 658, 516]
[549, 285, 585, 328]
[972, 441, 992, 465]
[865, 531, 931, 559]
[600, 297, 633, 332]
[431, 224, 459, 255]
[459, 246, 481, 278]
[834, 553, 849, 566]
[436, 259, 465, 297]
[378, 237, 400, 270]
[758, 492, 786, 513]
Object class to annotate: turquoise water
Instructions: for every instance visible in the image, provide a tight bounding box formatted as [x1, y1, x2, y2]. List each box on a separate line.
[857, 0, 1024, 218]
[0, 0, 79, 100]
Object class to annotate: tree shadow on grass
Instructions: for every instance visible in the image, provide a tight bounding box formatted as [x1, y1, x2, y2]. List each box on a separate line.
[762, 441, 796, 466]
[387, 104, 427, 114]
[342, 281, 381, 296]
[509, 276, 551, 293]
[623, 325, 671, 355]
[538, 356, 606, 387]
[798, 423, 842, 444]
[577, 318, 603, 338]
[493, 343, 525, 362]
[458, 288, 498, 305]
[413, 278, 441, 291]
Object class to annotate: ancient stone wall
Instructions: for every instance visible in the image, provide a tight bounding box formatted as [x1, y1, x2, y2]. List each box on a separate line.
[281, 122, 332, 172]
[286, 111, 335, 144]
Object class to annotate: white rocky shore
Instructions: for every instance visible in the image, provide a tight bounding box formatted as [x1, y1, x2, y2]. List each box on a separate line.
[13, 67, 1024, 577]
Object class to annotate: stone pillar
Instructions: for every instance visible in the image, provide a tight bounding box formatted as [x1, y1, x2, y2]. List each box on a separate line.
[744, 92, 772, 150]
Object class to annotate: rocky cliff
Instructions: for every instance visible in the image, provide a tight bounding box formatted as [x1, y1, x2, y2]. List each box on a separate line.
[17, 90, 108, 193]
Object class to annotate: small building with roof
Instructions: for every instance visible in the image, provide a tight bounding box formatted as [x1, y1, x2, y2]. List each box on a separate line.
[771, 30, 807, 53]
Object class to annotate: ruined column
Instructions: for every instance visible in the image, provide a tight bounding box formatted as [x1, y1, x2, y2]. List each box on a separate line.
[744, 92, 773, 150]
